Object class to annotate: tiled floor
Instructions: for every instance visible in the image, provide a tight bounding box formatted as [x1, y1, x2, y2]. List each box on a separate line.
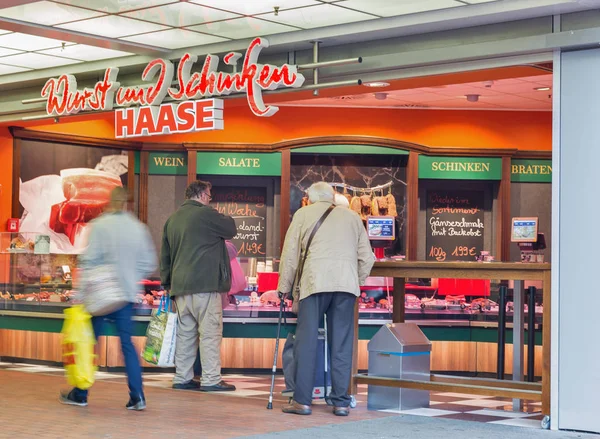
[0, 362, 544, 430]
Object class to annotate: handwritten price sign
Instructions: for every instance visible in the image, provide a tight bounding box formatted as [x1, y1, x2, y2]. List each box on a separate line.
[429, 246, 477, 262]
[211, 186, 267, 256]
[426, 190, 485, 261]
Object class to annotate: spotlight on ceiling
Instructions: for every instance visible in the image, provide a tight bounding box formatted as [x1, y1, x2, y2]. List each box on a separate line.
[374, 92, 388, 100]
[535, 87, 551, 91]
[364, 81, 390, 88]
[466, 94, 480, 102]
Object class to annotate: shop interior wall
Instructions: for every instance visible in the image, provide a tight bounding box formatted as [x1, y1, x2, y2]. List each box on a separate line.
[510, 182, 551, 262]
[417, 180, 497, 261]
[0, 128, 11, 232]
[147, 175, 187, 263]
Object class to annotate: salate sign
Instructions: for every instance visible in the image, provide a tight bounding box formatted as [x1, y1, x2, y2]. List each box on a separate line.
[40, 37, 305, 138]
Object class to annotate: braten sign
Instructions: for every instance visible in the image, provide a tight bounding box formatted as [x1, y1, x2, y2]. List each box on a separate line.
[41, 38, 305, 138]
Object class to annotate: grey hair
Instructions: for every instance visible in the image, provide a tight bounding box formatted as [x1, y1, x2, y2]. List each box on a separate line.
[307, 182, 334, 203]
[334, 193, 349, 207]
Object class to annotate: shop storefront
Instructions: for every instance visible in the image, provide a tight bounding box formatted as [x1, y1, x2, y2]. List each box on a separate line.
[0, 87, 552, 376]
[0, 13, 572, 429]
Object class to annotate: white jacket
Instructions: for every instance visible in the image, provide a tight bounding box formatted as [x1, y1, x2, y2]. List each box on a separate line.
[278, 201, 375, 301]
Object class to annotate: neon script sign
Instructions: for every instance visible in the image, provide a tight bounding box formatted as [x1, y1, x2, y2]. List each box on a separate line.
[41, 37, 305, 137]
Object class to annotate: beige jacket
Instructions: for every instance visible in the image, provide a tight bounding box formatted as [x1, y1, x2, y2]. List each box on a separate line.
[278, 201, 375, 301]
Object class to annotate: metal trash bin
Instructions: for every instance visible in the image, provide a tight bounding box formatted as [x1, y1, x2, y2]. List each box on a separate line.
[367, 323, 432, 411]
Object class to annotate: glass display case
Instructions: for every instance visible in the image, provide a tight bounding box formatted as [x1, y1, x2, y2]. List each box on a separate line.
[0, 232, 77, 312]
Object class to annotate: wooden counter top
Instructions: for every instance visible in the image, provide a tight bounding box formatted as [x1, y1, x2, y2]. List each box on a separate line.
[371, 260, 550, 281]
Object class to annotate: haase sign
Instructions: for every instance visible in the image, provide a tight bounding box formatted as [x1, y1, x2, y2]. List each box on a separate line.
[41, 37, 305, 138]
[115, 99, 223, 138]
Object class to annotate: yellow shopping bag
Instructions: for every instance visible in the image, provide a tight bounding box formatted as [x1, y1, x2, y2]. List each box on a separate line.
[61, 305, 97, 390]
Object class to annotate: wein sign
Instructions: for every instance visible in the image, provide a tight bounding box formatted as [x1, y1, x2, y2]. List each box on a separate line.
[41, 37, 305, 138]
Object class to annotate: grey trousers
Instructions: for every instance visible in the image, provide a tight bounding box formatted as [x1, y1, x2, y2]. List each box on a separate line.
[293, 292, 356, 407]
[173, 293, 223, 387]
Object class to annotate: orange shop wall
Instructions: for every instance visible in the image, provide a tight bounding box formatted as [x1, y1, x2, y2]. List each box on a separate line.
[0, 127, 12, 230]
[20, 105, 552, 151]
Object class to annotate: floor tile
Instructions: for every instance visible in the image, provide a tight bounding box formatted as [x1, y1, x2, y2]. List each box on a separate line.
[427, 403, 492, 412]
[430, 395, 473, 403]
[435, 392, 494, 399]
[490, 418, 544, 428]
[451, 399, 508, 408]
[437, 413, 505, 423]
[143, 373, 175, 379]
[8, 366, 62, 373]
[231, 382, 273, 390]
[381, 407, 459, 417]
[468, 409, 540, 418]
[221, 374, 264, 380]
[217, 389, 271, 397]
[497, 403, 542, 413]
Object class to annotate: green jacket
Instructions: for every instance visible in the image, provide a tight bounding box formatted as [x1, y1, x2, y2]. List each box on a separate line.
[160, 200, 237, 295]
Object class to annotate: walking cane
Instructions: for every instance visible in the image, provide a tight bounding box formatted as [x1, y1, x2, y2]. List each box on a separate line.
[267, 291, 287, 410]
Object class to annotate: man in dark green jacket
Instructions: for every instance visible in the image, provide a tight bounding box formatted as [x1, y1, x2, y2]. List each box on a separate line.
[161, 180, 237, 392]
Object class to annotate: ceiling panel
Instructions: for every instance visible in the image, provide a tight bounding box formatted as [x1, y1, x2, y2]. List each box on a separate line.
[0, 52, 81, 69]
[0, 0, 105, 26]
[189, 0, 320, 16]
[123, 2, 240, 27]
[187, 17, 298, 40]
[256, 4, 375, 29]
[0, 63, 31, 75]
[58, 15, 169, 38]
[279, 74, 553, 111]
[51, 0, 176, 13]
[424, 98, 503, 109]
[0, 47, 23, 57]
[0, 32, 68, 51]
[121, 28, 228, 50]
[38, 44, 134, 61]
[340, 0, 461, 17]
[461, 0, 502, 4]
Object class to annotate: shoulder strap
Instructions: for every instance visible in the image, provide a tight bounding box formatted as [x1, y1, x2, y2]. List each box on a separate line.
[295, 204, 335, 285]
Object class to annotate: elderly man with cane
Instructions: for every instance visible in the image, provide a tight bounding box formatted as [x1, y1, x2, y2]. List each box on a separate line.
[276, 182, 375, 416]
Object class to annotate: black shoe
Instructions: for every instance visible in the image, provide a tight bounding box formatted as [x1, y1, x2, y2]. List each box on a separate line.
[172, 380, 201, 390]
[59, 390, 87, 407]
[126, 397, 146, 411]
[200, 381, 236, 392]
[333, 406, 350, 416]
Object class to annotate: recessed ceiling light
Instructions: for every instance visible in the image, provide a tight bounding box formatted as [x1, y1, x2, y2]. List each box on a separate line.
[364, 81, 390, 88]
[535, 87, 551, 91]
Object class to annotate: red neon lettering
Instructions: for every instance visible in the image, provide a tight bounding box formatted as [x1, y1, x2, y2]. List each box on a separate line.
[143, 59, 171, 106]
[176, 101, 195, 132]
[116, 87, 146, 106]
[168, 53, 195, 100]
[42, 37, 306, 122]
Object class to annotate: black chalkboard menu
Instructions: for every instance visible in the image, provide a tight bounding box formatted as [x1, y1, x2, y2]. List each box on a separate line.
[210, 186, 267, 257]
[426, 190, 485, 262]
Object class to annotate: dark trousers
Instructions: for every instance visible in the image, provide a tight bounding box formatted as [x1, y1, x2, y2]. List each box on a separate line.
[73, 303, 143, 401]
[194, 351, 202, 377]
[293, 292, 356, 407]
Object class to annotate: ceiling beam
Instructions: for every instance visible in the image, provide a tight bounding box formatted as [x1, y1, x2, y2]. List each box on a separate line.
[0, 0, 42, 7]
[0, 17, 171, 56]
